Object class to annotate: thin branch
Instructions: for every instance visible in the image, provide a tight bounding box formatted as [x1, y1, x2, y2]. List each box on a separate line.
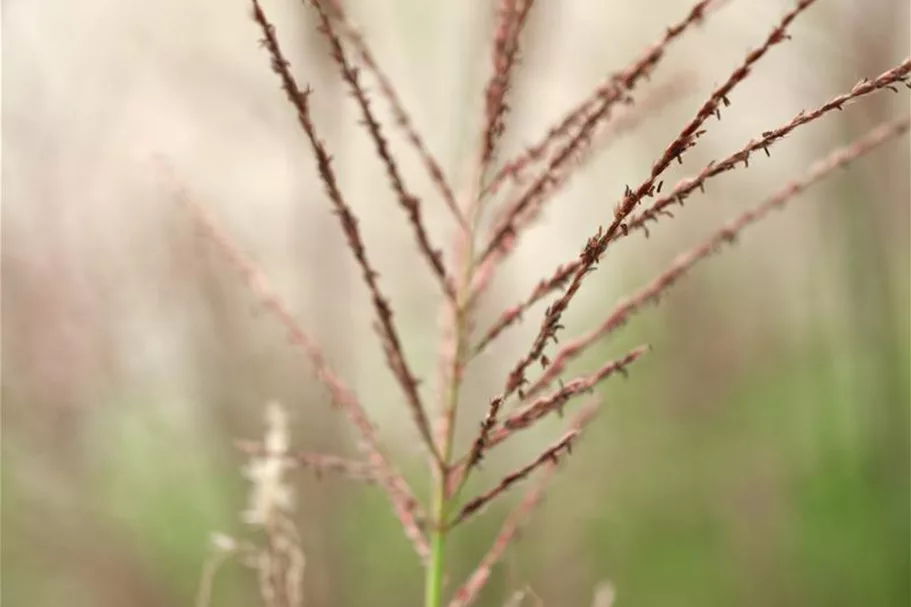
[479, 0, 721, 205]
[472, 57, 911, 356]
[251, 0, 443, 470]
[457, 345, 647, 481]
[236, 441, 382, 485]
[498, 77, 691, 235]
[171, 172, 429, 562]
[472, 262, 577, 359]
[452, 344, 645, 526]
[528, 115, 910, 396]
[450, 429, 576, 528]
[469, 77, 692, 341]
[481, 0, 818, 426]
[433, 0, 539, 512]
[307, 0, 455, 300]
[447, 399, 602, 607]
[320, 0, 466, 229]
[478, 73, 634, 267]
[501, 345, 648, 433]
[622, 58, 911, 242]
[480, 0, 537, 176]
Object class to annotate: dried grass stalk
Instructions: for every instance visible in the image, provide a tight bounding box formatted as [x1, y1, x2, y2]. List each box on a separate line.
[529, 115, 911, 397]
[472, 57, 910, 357]
[181, 0, 911, 604]
[481, 0, 724, 201]
[317, 0, 465, 228]
[480, 0, 818, 414]
[251, 0, 443, 469]
[175, 178, 430, 560]
[307, 0, 455, 300]
[447, 400, 602, 607]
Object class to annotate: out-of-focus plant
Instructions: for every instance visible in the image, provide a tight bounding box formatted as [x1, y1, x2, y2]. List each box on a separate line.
[167, 1, 910, 605]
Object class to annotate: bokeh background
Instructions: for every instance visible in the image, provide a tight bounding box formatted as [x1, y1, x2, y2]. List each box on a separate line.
[3, 0, 909, 605]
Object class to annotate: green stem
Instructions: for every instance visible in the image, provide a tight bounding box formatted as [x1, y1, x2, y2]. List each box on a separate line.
[425, 162, 487, 607]
[425, 291, 470, 607]
[425, 462, 450, 607]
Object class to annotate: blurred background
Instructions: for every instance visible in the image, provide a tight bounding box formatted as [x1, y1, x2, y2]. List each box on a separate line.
[3, 0, 909, 605]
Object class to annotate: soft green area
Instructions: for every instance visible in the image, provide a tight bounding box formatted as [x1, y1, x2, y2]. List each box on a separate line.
[4, 315, 908, 606]
[574, 339, 909, 607]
